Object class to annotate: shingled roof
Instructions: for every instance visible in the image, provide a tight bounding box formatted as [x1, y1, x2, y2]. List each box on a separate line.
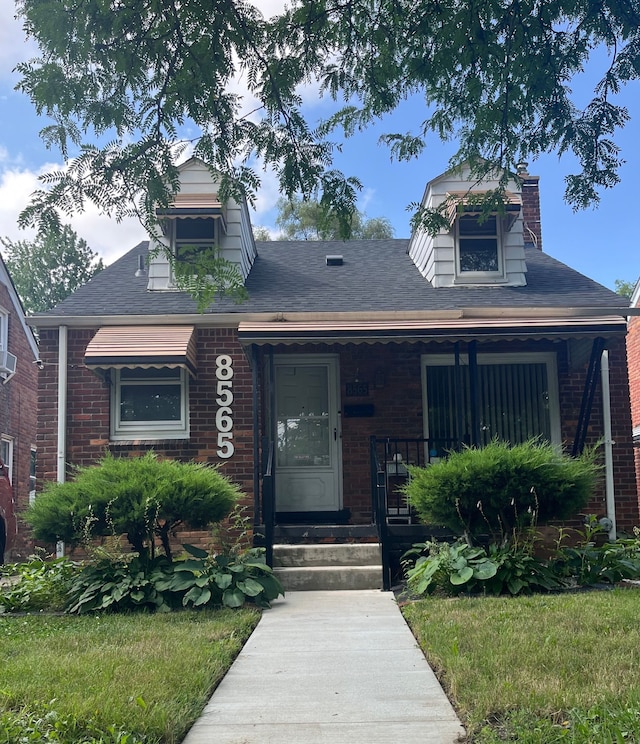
[33, 239, 624, 321]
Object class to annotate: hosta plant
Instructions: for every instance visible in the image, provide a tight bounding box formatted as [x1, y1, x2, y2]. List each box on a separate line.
[161, 544, 284, 609]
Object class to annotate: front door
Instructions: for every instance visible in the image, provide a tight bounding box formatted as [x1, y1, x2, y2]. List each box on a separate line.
[274, 355, 342, 513]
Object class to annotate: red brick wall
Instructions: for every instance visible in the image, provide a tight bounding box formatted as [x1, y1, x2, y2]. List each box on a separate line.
[36, 326, 257, 552]
[626, 308, 640, 510]
[35, 328, 639, 555]
[0, 281, 37, 560]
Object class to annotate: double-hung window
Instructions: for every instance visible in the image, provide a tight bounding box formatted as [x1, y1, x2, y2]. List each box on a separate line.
[175, 217, 218, 266]
[422, 352, 560, 455]
[110, 367, 189, 440]
[0, 436, 13, 482]
[456, 213, 504, 280]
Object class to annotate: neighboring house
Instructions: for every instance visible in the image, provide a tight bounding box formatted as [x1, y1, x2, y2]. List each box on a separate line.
[0, 252, 39, 562]
[30, 158, 639, 568]
[626, 282, 640, 496]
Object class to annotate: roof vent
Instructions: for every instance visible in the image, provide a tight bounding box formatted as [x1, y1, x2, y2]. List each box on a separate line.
[326, 255, 344, 266]
[134, 254, 147, 277]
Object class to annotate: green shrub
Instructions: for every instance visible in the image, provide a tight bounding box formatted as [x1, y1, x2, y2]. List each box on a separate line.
[404, 539, 564, 597]
[25, 452, 241, 559]
[404, 540, 498, 595]
[406, 439, 600, 543]
[551, 518, 640, 586]
[161, 544, 284, 609]
[0, 557, 80, 613]
[66, 545, 284, 614]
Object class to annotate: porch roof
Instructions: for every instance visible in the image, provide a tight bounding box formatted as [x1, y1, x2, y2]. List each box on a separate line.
[237, 315, 627, 346]
[84, 325, 197, 375]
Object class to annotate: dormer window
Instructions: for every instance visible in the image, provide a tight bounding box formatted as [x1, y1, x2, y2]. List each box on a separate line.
[457, 213, 502, 276]
[174, 217, 218, 266]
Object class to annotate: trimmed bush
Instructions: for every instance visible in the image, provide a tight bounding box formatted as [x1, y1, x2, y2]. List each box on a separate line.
[405, 439, 601, 543]
[25, 452, 240, 559]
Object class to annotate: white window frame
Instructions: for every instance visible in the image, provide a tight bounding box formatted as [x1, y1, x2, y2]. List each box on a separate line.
[174, 217, 220, 260]
[29, 446, 37, 505]
[454, 213, 506, 284]
[0, 436, 14, 483]
[110, 367, 190, 441]
[0, 308, 7, 349]
[421, 352, 561, 446]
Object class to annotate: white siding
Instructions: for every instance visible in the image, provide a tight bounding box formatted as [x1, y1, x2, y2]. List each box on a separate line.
[408, 164, 528, 287]
[147, 158, 257, 290]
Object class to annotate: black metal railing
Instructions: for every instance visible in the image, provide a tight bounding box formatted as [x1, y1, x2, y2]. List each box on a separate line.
[370, 436, 459, 590]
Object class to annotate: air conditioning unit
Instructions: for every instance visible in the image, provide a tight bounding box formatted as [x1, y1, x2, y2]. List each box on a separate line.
[0, 343, 17, 382]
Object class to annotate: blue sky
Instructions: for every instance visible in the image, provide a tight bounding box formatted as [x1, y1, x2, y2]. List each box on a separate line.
[0, 3, 638, 293]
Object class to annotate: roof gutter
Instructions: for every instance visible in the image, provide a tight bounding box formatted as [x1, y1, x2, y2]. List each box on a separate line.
[26, 306, 636, 329]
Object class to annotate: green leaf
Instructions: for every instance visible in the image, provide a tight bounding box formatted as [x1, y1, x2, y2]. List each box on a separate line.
[222, 588, 245, 608]
[183, 544, 209, 559]
[237, 578, 263, 597]
[214, 573, 233, 590]
[450, 566, 474, 585]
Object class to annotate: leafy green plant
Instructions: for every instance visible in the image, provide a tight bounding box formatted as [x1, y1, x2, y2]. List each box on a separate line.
[404, 540, 498, 595]
[0, 557, 80, 613]
[163, 544, 284, 609]
[483, 543, 564, 595]
[26, 452, 241, 560]
[66, 544, 284, 615]
[406, 439, 601, 544]
[0, 705, 146, 744]
[552, 517, 640, 586]
[404, 539, 565, 597]
[66, 554, 177, 615]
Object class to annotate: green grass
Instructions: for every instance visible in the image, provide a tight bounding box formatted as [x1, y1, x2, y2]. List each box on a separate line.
[0, 609, 260, 744]
[402, 589, 640, 742]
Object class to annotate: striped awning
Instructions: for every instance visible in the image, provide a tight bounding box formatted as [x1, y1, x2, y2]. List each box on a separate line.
[237, 316, 627, 347]
[444, 190, 522, 227]
[84, 326, 197, 375]
[156, 193, 227, 230]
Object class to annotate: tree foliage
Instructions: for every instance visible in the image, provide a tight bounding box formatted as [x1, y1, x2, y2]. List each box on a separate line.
[1, 226, 104, 314]
[271, 196, 393, 240]
[14, 0, 640, 246]
[25, 452, 240, 560]
[614, 278, 636, 300]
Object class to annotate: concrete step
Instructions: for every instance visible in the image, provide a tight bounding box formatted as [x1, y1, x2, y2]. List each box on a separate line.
[274, 565, 383, 591]
[273, 543, 381, 568]
[272, 543, 383, 591]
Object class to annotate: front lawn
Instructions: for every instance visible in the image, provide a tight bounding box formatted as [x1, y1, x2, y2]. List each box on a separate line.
[403, 588, 640, 742]
[0, 609, 259, 744]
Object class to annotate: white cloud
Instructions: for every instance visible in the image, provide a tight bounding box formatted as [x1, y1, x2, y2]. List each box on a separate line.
[0, 5, 38, 82]
[0, 163, 146, 265]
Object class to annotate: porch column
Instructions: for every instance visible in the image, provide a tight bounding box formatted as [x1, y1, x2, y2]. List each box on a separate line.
[468, 341, 481, 447]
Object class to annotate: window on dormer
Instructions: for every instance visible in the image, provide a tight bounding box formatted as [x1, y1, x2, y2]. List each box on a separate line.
[457, 213, 502, 276]
[175, 217, 217, 265]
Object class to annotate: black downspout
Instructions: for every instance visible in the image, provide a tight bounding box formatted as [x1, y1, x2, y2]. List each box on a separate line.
[468, 341, 481, 447]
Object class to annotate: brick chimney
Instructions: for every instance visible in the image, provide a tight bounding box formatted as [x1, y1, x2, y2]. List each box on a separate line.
[517, 163, 542, 250]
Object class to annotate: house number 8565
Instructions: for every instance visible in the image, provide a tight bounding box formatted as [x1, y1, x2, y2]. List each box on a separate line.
[215, 355, 234, 458]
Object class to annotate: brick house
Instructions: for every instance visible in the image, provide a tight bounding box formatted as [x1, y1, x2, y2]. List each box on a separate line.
[0, 252, 39, 562]
[30, 159, 638, 579]
[626, 283, 640, 498]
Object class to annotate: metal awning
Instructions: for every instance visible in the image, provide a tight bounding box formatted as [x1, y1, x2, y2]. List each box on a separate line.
[445, 190, 522, 228]
[156, 193, 227, 230]
[237, 316, 627, 347]
[84, 326, 197, 375]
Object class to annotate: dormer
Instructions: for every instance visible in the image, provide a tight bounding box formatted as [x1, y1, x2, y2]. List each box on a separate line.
[147, 158, 257, 291]
[408, 164, 528, 288]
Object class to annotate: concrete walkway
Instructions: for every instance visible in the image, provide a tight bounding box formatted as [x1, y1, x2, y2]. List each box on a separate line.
[182, 590, 465, 743]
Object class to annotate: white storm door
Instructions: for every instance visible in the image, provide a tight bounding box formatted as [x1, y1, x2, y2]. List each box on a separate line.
[274, 355, 342, 512]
